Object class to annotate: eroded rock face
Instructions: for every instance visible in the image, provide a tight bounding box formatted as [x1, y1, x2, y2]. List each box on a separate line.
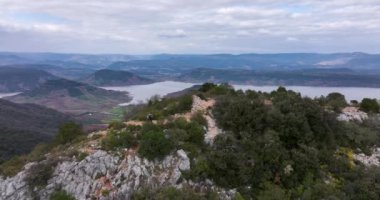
[0, 163, 34, 200]
[354, 148, 380, 167]
[0, 149, 233, 200]
[38, 149, 191, 199]
[337, 107, 368, 122]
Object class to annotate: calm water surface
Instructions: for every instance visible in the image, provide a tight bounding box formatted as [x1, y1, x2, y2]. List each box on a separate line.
[104, 81, 380, 105]
[102, 81, 195, 105]
[0, 93, 20, 98]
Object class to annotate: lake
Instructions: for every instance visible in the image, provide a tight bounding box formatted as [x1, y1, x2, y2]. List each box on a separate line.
[0, 93, 20, 99]
[103, 81, 380, 105]
[102, 81, 195, 105]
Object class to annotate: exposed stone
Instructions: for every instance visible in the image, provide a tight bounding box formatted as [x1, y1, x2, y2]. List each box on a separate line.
[1, 149, 234, 200]
[354, 148, 380, 167]
[337, 107, 368, 122]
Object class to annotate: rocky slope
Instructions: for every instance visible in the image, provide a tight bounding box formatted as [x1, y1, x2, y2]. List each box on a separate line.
[0, 136, 234, 200]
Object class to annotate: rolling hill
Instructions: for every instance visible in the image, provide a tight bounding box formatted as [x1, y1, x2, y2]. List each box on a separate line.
[0, 67, 58, 92]
[0, 99, 71, 162]
[5, 79, 132, 123]
[82, 69, 153, 86]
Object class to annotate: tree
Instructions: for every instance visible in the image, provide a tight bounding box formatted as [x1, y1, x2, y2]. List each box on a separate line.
[360, 98, 379, 113]
[54, 122, 84, 144]
[326, 92, 347, 112]
[138, 130, 174, 160]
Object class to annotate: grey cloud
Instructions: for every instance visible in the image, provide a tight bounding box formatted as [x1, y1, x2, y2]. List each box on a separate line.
[0, 0, 379, 54]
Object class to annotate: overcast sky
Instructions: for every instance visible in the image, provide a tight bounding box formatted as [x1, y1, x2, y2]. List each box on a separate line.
[0, 0, 379, 54]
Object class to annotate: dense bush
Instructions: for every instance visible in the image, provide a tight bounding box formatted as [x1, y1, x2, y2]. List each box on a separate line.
[187, 86, 380, 199]
[108, 120, 127, 130]
[25, 160, 56, 188]
[326, 92, 347, 111]
[0, 143, 51, 177]
[191, 112, 208, 127]
[101, 127, 139, 151]
[132, 95, 193, 120]
[360, 98, 380, 113]
[0, 156, 26, 177]
[50, 189, 76, 200]
[54, 122, 84, 145]
[131, 186, 218, 200]
[138, 129, 174, 160]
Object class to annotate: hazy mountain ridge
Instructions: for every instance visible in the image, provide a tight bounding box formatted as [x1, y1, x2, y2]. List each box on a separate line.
[82, 69, 153, 86]
[0, 99, 71, 162]
[0, 67, 58, 93]
[179, 68, 380, 87]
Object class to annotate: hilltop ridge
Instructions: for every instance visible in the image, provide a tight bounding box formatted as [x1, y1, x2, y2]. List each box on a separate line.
[0, 83, 379, 200]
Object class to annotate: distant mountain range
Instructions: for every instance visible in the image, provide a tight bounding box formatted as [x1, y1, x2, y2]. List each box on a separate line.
[0, 99, 71, 162]
[1, 52, 380, 87]
[179, 68, 380, 87]
[5, 79, 131, 123]
[107, 52, 380, 71]
[82, 69, 153, 86]
[0, 52, 140, 67]
[2, 52, 379, 72]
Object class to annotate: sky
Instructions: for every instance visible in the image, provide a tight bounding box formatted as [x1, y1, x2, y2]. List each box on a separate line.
[0, 0, 379, 54]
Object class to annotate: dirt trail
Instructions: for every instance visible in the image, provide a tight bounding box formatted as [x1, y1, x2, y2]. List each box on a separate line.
[188, 95, 220, 144]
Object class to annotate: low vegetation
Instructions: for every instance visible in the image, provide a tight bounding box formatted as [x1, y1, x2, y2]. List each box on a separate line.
[360, 98, 380, 113]
[50, 189, 76, 200]
[25, 160, 57, 189]
[125, 83, 379, 199]
[53, 122, 84, 145]
[130, 94, 193, 120]
[101, 126, 140, 151]
[0, 99, 70, 162]
[1, 82, 380, 200]
[101, 118, 206, 161]
[0, 122, 85, 177]
[131, 186, 218, 200]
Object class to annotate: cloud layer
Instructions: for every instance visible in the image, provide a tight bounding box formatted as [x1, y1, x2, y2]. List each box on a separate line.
[0, 0, 379, 54]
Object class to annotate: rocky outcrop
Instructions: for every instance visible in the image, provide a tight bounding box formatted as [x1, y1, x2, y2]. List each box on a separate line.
[337, 107, 368, 122]
[354, 148, 380, 167]
[0, 149, 233, 200]
[0, 163, 34, 200]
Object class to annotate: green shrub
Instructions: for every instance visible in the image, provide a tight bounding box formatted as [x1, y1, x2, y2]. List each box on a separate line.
[191, 112, 208, 127]
[166, 118, 205, 147]
[138, 130, 174, 160]
[360, 98, 380, 113]
[0, 156, 26, 177]
[54, 122, 84, 145]
[131, 186, 215, 200]
[101, 189, 110, 196]
[25, 160, 56, 188]
[77, 152, 88, 161]
[199, 83, 217, 92]
[326, 92, 347, 112]
[50, 189, 76, 200]
[0, 143, 52, 177]
[101, 129, 138, 151]
[108, 121, 126, 130]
